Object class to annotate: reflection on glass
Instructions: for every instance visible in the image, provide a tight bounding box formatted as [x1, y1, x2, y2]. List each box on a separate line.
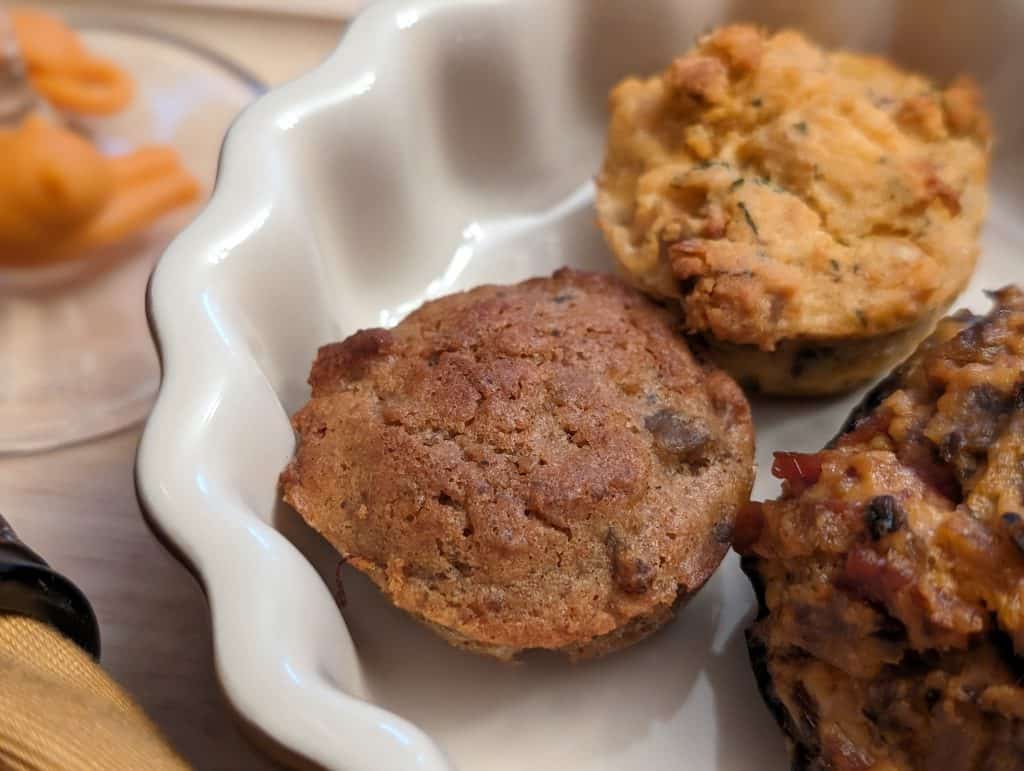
[0, 8, 262, 454]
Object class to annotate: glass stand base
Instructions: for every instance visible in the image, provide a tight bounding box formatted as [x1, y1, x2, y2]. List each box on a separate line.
[0, 22, 261, 454]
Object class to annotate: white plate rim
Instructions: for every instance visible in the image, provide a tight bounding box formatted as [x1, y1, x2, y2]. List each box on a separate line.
[134, 2, 1024, 769]
[136, 2, 471, 769]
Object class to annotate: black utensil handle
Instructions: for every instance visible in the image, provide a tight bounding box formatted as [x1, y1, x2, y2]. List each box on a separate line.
[0, 513, 100, 658]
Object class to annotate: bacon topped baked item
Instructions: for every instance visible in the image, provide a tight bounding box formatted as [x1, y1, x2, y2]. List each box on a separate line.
[736, 287, 1024, 770]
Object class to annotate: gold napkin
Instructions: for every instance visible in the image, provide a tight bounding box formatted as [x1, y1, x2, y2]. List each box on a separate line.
[0, 614, 192, 770]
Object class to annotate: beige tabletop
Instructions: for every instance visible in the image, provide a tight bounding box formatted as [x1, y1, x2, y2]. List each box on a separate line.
[0, 4, 344, 769]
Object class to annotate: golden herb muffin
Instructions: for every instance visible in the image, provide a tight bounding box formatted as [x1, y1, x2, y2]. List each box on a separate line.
[596, 25, 992, 395]
[281, 269, 754, 660]
[735, 287, 1024, 770]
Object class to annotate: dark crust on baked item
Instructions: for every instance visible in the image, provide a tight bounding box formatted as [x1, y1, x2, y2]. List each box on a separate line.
[736, 287, 1024, 770]
[282, 269, 755, 660]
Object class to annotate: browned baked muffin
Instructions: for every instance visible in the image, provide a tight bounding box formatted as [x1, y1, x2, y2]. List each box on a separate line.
[281, 269, 755, 660]
[736, 287, 1024, 770]
[596, 25, 992, 395]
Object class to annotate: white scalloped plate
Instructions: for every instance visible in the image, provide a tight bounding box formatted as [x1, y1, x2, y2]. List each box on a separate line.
[136, 1, 1024, 769]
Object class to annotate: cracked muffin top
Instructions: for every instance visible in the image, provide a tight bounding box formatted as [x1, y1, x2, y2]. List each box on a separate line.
[597, 24, 991, 353]
[280, 269, 754, 660]
[736, 287, 1024, 770]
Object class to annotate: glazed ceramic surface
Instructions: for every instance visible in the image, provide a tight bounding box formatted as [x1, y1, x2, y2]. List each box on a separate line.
[136, 1, 1024, 768]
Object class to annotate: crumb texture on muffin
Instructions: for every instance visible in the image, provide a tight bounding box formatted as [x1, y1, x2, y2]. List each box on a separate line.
[281, 269, 754, 659]
[736, 287, 1024, 770]
[597, 24, 991, 354]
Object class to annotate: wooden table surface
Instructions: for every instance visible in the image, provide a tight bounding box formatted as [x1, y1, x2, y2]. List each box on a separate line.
[1, 5, 344, 769]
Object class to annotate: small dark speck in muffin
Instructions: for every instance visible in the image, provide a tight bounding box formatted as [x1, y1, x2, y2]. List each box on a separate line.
[677, 275, 699, 298]
[1001, 512, 1024, 554]
[645, 409, 711, 463]
[738, 202, 759, 238]
[939, 431, 964, 462]
[606, 530, 657, 594]
[872, 614, 908, 642]
[790, 346, 835, 378]
[865, 495, 904, 540]
[791, 681, 819, 733]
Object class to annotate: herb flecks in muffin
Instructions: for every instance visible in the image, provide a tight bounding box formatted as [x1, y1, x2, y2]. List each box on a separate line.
[597, 25, 991, 395]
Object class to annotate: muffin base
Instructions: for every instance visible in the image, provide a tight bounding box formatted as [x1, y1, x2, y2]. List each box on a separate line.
[702, 308, 945, 396]
[420, 589, 687, 662]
